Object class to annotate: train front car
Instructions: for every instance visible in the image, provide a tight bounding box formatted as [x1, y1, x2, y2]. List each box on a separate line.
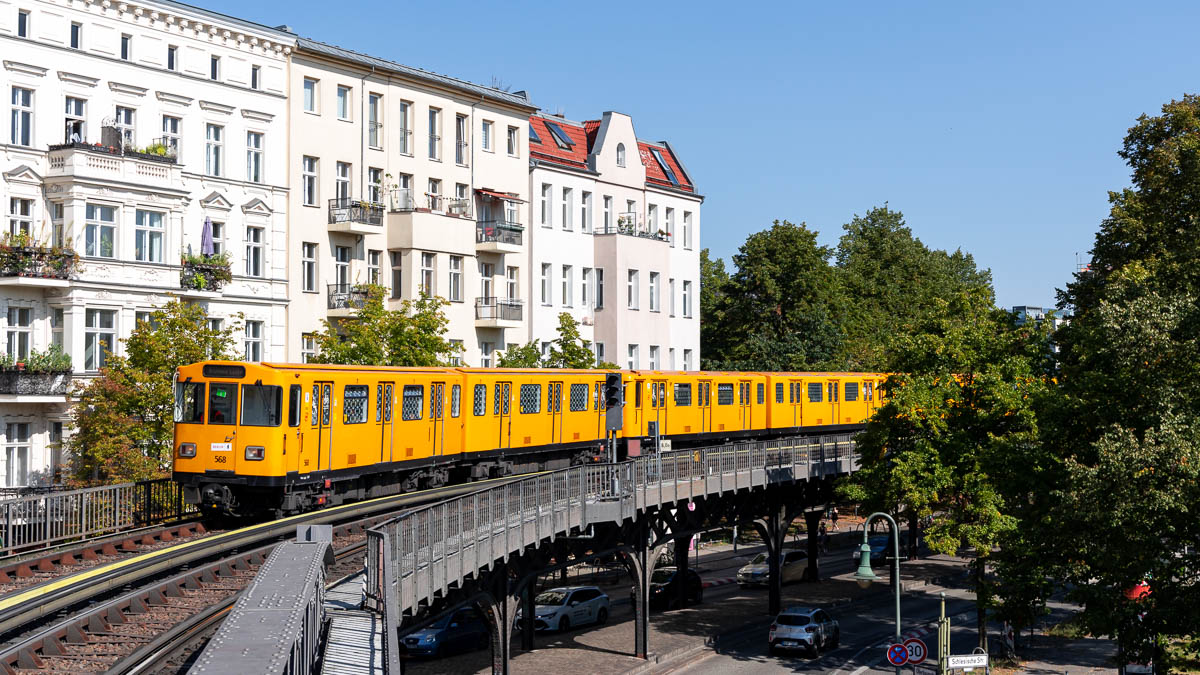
[172, 361, 290, 517]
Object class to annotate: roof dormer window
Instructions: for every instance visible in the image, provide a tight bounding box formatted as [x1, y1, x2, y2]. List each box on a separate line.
[616, 143, 626, 167]
[649, 147, 680, 186]
[529, 123, 542, 144]
[544, 120, 574, 150]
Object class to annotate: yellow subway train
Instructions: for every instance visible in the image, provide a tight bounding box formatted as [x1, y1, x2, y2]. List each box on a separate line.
[172, 361, 886, 516]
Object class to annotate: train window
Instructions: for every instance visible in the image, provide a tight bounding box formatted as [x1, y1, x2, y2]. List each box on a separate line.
[431, 386, 444, 419]
[828, 382, 839, 402]
[634, 383, 642, 408]
[548, 383, 562, 413]
[717, 383, 734, 406]
[757, 383, 764, 405]
[343, 385, 369, 424]
[376, 385, 383, 422]
[674, 383, 692, 406]
[174, 381, 205, 423]
[775, 382, 783, 404]
[288, 385, 301, 427]
[474, 384, 486, 416]
[451, 385, 461, 417]
[383, 384, 393, 421]
[808, 382, 822, 403]
[242, 384, 282, 427]
[594, 382, 601, 411]
[865, 382, 874, 401]
[209, 382, 237, 425]
[402, 385, 424, 420]
[569, 383, 589, 412]
[520, 384, 541, 414]
[311, 385, 319, 425]
[845, 382, 859, 401]
[650, 383, 659, 407]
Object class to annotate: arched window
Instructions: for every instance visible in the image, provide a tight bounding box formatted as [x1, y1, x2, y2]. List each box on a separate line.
[616, 143, 626, 167]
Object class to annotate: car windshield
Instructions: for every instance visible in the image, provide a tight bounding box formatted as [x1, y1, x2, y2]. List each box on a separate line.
[776, 614, 811, 626]
[535, 591, 567, 606]
[650, 570, 675, 583]
[750, 553, 767, 565]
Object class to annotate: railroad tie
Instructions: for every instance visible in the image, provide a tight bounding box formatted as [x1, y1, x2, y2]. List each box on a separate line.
[14, 564, 32, 578]
[40, 636, 68, 656]
[36, 558, 55, 572]
[65, 623, 90, 644]
[159, 529, 174, 541]
[119, 539, 138, 552]
[127, 598, 148, 614]
[86, 614, 110, 634]
[81, 547, 99, 560]
[56, 553, 77, 566]
[104, 607, 125, 625]
[101, 543, 119, 556]
[16, 647, 43, 669]
[0, 570, 11, 583]
[139, 534, 157, 546]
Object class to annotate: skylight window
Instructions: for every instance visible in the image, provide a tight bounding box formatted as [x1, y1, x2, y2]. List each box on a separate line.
[544, 120, 575, 149]
[529, 122, 542, 144]
[650, 147, 680, 187]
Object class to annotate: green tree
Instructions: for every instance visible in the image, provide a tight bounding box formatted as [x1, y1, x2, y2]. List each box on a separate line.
[311, 285, 458, 366]
[66, 300, 238, 484]
[497, 313, 616, 369]
[699, 248, 732, 364]
[497, 342, 542, 368]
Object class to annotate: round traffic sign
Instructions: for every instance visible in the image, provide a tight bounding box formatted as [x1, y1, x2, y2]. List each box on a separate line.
[904, 638, 928, 665]
[886, 643, 909, 666]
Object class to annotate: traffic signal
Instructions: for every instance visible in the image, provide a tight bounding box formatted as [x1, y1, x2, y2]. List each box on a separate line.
[604, 373, 623, 408]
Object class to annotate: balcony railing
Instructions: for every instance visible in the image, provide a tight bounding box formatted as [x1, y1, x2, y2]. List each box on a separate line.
[476, 221, 524, 246]
[475, 297, 523, 321]
[594, 220, 672, 243]
[328, 283, 369, 311]
[368, 121, 382, 148]
[328, 198, 384, 226]
[180, 256, 232, 292]
[398, 128, 412, 155]
[47, 138, 177, 164]
[389, 187, 416, 212]
[0, 245, 79, 280]
[429, 133, 440, 160]
[455, 140, 468, 165]
[0, 370, 73, 396]
[447, 198, 472, 217]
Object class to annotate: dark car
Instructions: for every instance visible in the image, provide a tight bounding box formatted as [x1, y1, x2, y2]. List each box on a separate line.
[851, 535, 891, 567]
[402, 607, 490, 658]
[632, 566, 704, 610]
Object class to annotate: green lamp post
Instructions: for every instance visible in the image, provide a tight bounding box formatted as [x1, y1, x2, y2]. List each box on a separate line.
[854, 512, 902, 675]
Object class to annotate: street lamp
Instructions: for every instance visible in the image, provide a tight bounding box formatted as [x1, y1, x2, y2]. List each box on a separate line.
[853, 512, 902, 675]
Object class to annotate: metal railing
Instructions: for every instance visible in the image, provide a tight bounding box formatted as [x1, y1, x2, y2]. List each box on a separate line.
[476, 222, 523, 246]
[475, 297, 523, 321]
[389, 187, 415, 212]
[595, 219, 671, 242]
[0, 477, 195, 556]
[328, 198, 384, 226]
[328, 283, 369, 311]
[398, 128, 412, 155]
[0, 246, 79, 280]
[428, 133, 440, 160]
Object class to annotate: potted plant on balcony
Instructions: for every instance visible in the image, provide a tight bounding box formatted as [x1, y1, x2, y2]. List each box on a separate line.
[181, 251, 233, 291]
[0, 345, 73, 396]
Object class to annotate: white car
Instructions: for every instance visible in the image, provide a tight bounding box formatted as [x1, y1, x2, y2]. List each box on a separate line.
[738, 550, 808, 586]
[516, 586, 611, 632]
[768, 606, 839, 656]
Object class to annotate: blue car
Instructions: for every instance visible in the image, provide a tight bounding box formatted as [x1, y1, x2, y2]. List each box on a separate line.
[851, 535, 891, 567]
[402, 607, 490, 658]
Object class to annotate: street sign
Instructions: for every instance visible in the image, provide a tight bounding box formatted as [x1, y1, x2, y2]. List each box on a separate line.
[1125, 664, 1153, 674]
[886, 643, 909, 666]
[948, 654, 989, 669]
[904, 638, 928, 665]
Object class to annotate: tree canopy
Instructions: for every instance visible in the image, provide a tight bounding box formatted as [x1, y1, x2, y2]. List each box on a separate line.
[310, 285, 459, 367]
[498, 313, 616, 369]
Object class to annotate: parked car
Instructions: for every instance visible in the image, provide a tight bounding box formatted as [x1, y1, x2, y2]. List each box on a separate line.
[639, 566, 704, 610]
[768, 606, 840, 656]
[515, 586, 611, 632]
[737, 550, 808, 586]
[402, 606, 490, 658]
[851, 534, 891, 567]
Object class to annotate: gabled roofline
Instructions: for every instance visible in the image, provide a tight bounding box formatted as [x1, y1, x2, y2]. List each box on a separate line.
[661, 140, 698, 193]
[157, 1, 297, 42]
[529, 157, 600, 177]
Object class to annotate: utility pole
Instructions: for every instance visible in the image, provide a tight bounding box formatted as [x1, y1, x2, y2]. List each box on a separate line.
[938, 592, 949, 675]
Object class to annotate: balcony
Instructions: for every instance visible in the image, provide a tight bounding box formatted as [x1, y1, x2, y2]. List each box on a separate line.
[476, 221, 524, 254]
[179, 254, 231, 298]
[475, 297, 523, 328]
[387, 194, 477, 255]
[47, 140, 182, 191]
[0, 370, 73, 402]
[0, 242, 78, 288]
[328, 198, 384, 235]
[328, 283, 369, 316]
[594, 214, 672, 243]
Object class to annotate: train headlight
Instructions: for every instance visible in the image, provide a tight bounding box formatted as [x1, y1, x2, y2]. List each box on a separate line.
[178, 443, 196, 458]
[245, 446, 265, 461]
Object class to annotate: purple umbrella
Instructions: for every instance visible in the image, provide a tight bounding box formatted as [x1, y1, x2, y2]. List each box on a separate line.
[200, 217, 215, 256]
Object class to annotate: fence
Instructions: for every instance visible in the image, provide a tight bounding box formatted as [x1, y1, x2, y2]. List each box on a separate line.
[0, 477, 195, 556]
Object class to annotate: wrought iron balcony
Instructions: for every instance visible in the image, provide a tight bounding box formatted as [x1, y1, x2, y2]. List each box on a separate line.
[475, 297, 523, 322]
[594, 219, 671, 243]
[180, 255, 231, 293]
[0, 244, 79, 283]
[0, 370, 73, 396]
[476, 222, 523, 246]
[328, 283, 369, 311]
[328, 198, 383, 227]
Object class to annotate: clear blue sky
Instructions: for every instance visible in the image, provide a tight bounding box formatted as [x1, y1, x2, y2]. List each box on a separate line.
[207, 0, 1200, 310]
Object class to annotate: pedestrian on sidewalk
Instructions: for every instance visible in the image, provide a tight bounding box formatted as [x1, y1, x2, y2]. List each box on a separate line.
[830, 506, 839, 531]
[818, 522, 828, 555]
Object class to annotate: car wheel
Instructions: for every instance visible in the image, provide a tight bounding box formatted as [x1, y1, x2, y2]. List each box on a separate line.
[596, 608, 608, 625]
[558, 616, 571, 632]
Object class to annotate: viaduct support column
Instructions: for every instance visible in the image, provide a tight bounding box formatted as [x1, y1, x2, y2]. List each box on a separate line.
[753, 503, 794, 616]
[482, 561, 516, 675]
[519, 581, 535, 651]
[804, 509, 822, 582]
[625, 525, 653, 659]
[674, 535, 691, 610]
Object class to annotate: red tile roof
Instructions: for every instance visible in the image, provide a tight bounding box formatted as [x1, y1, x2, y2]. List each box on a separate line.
[638, 141, 694, 193]
[583, 120, 602, 151]
[530, 116, 589, 170]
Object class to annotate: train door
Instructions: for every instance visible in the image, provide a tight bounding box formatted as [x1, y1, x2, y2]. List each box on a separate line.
[316, 381, 332, 471]
[651, 380, 668, 436]
[495, 381, 512, 449]
[826, 380, 840, 425]
[430, 382, 445, 455]
[378, 382, 394, 464]
[739, 380, 752, 429]
[789, 381, 801, 427]
[699, 380, 711, 433]
[548, 381, 563, 443]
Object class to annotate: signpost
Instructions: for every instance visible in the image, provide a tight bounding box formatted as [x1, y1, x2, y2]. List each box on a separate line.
[887, 643, 910, 667]
[904, 638, 928, 665]
[947, 654, 988, 670]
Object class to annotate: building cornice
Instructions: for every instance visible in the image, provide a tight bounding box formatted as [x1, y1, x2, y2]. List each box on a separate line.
[4, 60, 47, 77]
[58, 71, 100, 87]
[109, 81, 149, 97]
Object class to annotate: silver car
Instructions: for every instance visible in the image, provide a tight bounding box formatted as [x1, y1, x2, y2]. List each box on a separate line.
[738, 550, 808, 587]
[515, 586, 611, 632]
[768, 606, 839, 656]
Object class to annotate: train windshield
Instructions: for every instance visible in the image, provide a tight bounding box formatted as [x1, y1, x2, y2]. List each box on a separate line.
[209, 382, 238, 425]
[241, 385, 283, 427]
[174, 381, 205, 423]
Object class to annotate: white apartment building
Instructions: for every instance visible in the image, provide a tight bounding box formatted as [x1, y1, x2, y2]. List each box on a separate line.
[287, 39, 536, 367]
[527, 111, 701, 370]
[0, 0, 292, 485]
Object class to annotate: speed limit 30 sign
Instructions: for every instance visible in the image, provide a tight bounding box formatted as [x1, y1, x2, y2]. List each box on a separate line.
[904, 638, 928, 665]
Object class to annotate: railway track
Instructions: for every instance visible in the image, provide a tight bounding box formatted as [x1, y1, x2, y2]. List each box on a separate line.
[0, 475, 524, 674]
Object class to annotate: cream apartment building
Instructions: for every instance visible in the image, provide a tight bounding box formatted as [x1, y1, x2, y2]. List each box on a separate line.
[0, 0, 292, 485]
[527, 111, 702, 370]
[286, 39, 536, 367]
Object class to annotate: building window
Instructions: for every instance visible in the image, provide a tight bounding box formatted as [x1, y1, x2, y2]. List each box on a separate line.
[250, 65, 261, 90]
[6, 307, 31, 359]
[595, 342, 605, 366]
[17, 10, 29, 38]
[666, 208, 675, 246]
[581, 191, 592, 233]
[506, 266, 518, 300]
[540, 263, 552, 305]
[334, 246, 350, 287]
[303, 78, 318, 113]
[562, 188, 573, 231]
[205, 124, 223, 177]
[210, 55, 220, 81]
[669, 347, 676, 370]
[5, 423, 29, 487]
[683, 280, 693, 318]
[368, 250, 381, 285]
[368, 93, 382, 148]
[301, 334, 316, 363]
[455, 114, 468, 165]
[447, 340, 463, 367]
[161, 115, 180, 157]
[64, 97, 87, 143]
[70, 22, 81, 49]
[50, 203, 63, 247]
[120, 34, 132, 61]
[301, 242, 317, 292]
[428, 108, 441, 160]
[398, 100, 411, 154]
[368, 167, 383, 204]
[669, 278, 676, 316]
[627, 344, 638, 370]
[448, 255, 463, 302]
[507, 125, 519, 156]
[649, 345, 659, 370]
[480, 341, 494, 368]
[649, 272, 660, 312]
[481, 120, 493, 151]
[562, 265, 573, 307]
[616, 143, 626, 167]
[10, 87, 32, 147]
[8, 198, 32, 236]
[336, 85, 351, 120]
[167, 45, 178, 71]
[85, 204, 115, 258]
[244, 321, 263, 361]
[683, 211, 693, 249]
[427, 178, 441, 209]
[476, 263, 493, 302]
[335, 162, 351, 200]
[245, 225, 264, 277]
[683, 348, 692, 371]
[246, 131, 263, 183]
[595, 268, 605, 309]
[84, 308, 115, 371]
[391, 252, 403, 299]
[540, 183, 552, 227]
[581, 268, 591, 308]
[302, 156, 318, 206]
[114, 106, 135, 147]
[134, 210, 164, 263]
[648, 204, 658, 232]
[603, 196, 612, 231]
[210, 221, 225, 255]
[627, 269, 639, 310]
[51, 308, 63, 348]
[420, 252, 434, 295]
[545, 120, 574, 149]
